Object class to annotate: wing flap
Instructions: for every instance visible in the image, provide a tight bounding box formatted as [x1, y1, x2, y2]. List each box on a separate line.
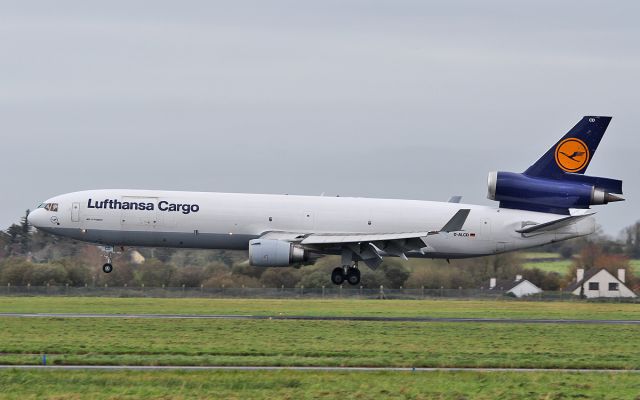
[300, 231, 432, 245]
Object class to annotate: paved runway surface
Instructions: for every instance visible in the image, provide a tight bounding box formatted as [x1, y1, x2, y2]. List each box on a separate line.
[1, 365, 639, 373]
[1, 312, 639, 324]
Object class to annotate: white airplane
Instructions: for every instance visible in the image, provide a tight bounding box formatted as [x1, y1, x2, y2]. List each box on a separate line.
[28, 116, 623, 285]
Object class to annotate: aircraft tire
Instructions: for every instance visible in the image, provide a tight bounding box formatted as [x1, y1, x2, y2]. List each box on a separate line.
[331, 267, 345, 285]
[346, 268, 361, 286]
[102, 263, 113, 273]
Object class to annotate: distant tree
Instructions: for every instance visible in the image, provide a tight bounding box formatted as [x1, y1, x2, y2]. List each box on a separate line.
[379, 261, 410, 288]
[624, 221, 640, 258]
[559, 245, 574, 259]
[455, 252, 523, 284]
[5, 224, 22, 256]
[0, 258, 69, 286]
[0, 231, 8, 259]
[565, 242, 635, 288]
[170, 266, 207, 287]
[298, 266, 333, 288]
[202, 272, 260, 288]
[20, 209, 32, 254]
[259, 268, 303, 288]
[232, 263, 265, 279]
[0, 257, 33, 285]
[404, 266, 463, 289]
[132, 259, 176, 287]
[521, 268, 561, 291]
[152, 248, 176, 263]
[28, 262, 68, 285]
[59, 259, 93, 286]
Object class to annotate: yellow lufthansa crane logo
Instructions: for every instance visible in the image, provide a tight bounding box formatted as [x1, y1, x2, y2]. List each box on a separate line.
[555, 138, 590, 172]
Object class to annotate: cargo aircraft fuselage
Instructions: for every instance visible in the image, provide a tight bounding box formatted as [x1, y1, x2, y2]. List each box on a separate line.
[27, 116, 623, 285]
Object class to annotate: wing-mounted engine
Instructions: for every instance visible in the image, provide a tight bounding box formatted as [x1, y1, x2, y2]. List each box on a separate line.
[487, 171, 623, 214]
[248, 239, 313, 267]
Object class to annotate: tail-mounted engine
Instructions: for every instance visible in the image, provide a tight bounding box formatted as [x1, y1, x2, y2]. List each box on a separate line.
[487, 171, 623, 214]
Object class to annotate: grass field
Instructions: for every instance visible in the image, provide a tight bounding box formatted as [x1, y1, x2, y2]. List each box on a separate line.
[521, 252, 563, 260]
[2, 297, 640, 399]
[1, 298, 640, 369]
[521, 252, 640, 275]
[1, 296, 639, 320]
[522, 260, 573, 273]
[2, 317, 640, 368]
[1, 369, 639, 400]
[631, 259, 640, 274]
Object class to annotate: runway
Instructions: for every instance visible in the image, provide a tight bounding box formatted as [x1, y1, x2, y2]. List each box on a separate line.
[1, 365, 639, 373]
[1, 312, 639, 324]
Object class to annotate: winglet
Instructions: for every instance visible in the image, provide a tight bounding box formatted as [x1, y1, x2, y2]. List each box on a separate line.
[447, 196, 462, 203]
[440, 209, 471, 232]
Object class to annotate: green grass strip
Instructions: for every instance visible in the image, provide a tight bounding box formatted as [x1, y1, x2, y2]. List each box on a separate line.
[1, 318, 640, 369]
[1, 369, 640, 399]
[1, 297, 639, 320]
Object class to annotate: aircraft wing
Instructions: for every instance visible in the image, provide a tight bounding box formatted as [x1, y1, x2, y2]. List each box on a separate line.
[301, 209, 471, 244]
[300, 231, 432, 245]
[259, 209, 471, 268]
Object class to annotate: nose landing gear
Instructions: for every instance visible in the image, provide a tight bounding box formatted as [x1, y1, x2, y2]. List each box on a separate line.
[100, 246, 122, 273]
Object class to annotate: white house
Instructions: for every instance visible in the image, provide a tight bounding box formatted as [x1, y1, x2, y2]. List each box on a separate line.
[566, 268, 636, 299]
[488, 275, 543, 298]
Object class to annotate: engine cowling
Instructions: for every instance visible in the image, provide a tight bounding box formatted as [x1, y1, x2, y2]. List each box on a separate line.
[248, 239, 309, 267]
[487, 171, 623, 212]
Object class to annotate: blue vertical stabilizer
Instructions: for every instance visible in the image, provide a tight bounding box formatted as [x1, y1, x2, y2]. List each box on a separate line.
[524, 116, 611, 179]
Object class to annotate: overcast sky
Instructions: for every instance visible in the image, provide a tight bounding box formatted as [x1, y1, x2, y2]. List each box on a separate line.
[1, 1, 638, 236]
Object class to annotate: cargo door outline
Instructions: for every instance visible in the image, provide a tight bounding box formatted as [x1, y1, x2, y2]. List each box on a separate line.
[71, 202, 80, 222]
[120, 197, 159, 229]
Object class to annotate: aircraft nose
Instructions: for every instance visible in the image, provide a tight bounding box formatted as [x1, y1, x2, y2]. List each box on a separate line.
[27, 209, 45, 228]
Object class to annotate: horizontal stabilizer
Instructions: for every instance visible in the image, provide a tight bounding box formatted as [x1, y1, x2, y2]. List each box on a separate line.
[516, 213, 594, 234]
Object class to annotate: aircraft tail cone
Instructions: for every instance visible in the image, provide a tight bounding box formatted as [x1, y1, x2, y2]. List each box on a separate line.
[604, 193, 625, 203]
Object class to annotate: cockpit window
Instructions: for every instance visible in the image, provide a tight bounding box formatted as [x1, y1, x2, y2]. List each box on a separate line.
[43, 203, 58, 212]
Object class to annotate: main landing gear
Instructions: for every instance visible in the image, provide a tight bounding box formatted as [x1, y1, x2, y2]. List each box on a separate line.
[331, 265, 361, 286]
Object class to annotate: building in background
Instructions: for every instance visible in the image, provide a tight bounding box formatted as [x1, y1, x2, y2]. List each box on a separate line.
[488, 275, 543, 298]
[566, 268, 636, 299]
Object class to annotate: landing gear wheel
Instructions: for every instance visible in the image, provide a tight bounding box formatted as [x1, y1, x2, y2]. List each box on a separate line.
[331, 267, 345, 285]
[102, 263, 113, 273]
[346, 268, 361, 286]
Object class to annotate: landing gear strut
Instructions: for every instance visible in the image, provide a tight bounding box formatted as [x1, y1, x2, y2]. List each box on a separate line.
[331, 265, 361, 286]
[100, 246, 117, 274]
